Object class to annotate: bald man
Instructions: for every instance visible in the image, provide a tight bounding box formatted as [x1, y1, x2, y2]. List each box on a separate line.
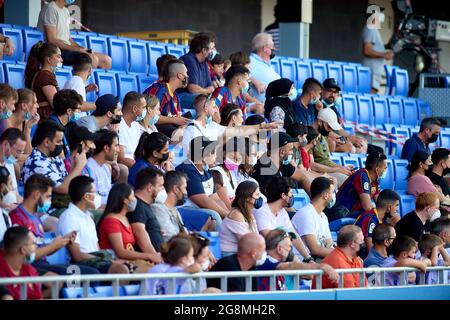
[207, 233, 266, 292]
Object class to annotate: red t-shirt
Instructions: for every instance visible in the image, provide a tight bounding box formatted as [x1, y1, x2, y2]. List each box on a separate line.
[0, 250, 42, 300]
[98, 216, 136, 251]
[300, 147, 311, 170]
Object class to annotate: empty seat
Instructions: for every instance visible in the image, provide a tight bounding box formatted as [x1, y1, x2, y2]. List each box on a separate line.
[329, 218, 356, 232]
[326, 63, 343, 87]
[177, 207, 211, 232]
[356, 95, 373, 126]
[116, 73, 138, 102]
[342, 156, 360, 169]
[197, 231, 221, 259]
[128, 40, 148, 74]
[93, 286, 125, 297]
[147, 43, 166, 77]
[341, 94, 358, 123]
[343, 123, 355, 136]
[3, 63, 25, 89]
[356, 66, 371, 93]
[399, 194, 415, 217]
[270, 56, 281, 75]
[87, 36, 108, 55]
[296, 60, 312, 89]
[94, 71, 118, 97]
[391, 68, 409, 97]
[387, 97, 403, 125]
[330, 153, 343, 166]
[311, 62, 327, 83]
[292, 189, 310, 211]
[384, 65, 396, 95]
[122, 285, 141, 296]
[85, 72, 97, 102]
[372, 96, 389, 128]
[62, 287, 95, 299]
[393, 159, 408, 191]
[391, 127, 410, 158]
[0, 27, 24, 61]
[55, 67, 73, 89]
[415, 98, 432, 119]
[70, 33, 88, 48]
[137, 74, 157, 92]
[108, 38, 129, 71]
[380, 158, 394, 189]
[440, 130, 450, 149]
[279, 59, 296, 87]
[165, 44, 185, 58]
[402, 98, 419, 126]
[23, 29, 44, 60]
[342, 65, 358, 92]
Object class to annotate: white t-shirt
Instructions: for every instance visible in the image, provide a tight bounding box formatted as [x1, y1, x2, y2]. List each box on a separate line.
[0, 208, 11, 243]
[37, 1, 71, 45]
[64, 75, 88, 117]
[291, 203, 332, 248]
[57, 203, 99, 258]
[253, 202, 295, 233]
[84, 157, 111, 205]
[182, 120, 226, 156]
[118, 118, 142, 160]
[4, 162, 18, 192]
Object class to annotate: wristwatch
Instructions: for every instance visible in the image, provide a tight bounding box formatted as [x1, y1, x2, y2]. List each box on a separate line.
[303, 256, 314, 263]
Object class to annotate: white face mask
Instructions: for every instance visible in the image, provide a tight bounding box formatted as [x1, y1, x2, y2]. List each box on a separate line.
[201, 259, 210, 271]
[255, 251, 267, 266]
[155, 189, 168, 204]
[430, 209, 441, 222]
[93, 194, 102, 210]
[185, 256, 195, 267]
[2, 190, 16, 206]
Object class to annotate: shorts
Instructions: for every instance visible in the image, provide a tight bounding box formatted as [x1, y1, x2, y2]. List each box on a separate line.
[61, 50, 85, 66]
[78, 250, 113, 274]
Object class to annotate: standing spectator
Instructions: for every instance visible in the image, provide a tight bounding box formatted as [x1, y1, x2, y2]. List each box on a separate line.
[0, 33, 16, 60]
[361, 5, 394, 93]
[320, 225, 368, 289]
[138, 94, 161, 135]
[253, 176, 312, 261]
[0, 226, 42, 300]
[84, 129, 119, 206]
[117, 92, 147, 168]
[401, 117, 441, 162]
[292, 78, 323, 126]
[395, 192, 440, 242]
[178, 32, 217, 109]
[76, 94, 123, 133]
[292, 177, 335, 260]
[37, 0, 112, 69]
[427, 148, 450, 197]
[24, 42, 62, 120]
[208, 53, 225, 87]
[127, 167, 165, 254]
[249, 33, 280, 102]
[0, 167, 13, 242]
[264, 78, 298, 130]
[63, 53, 97, 115]
[219, 181, 261, 256]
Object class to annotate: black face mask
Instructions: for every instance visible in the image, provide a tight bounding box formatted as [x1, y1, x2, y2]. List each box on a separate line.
[158, 152, 169, 163]
[176, 192, 188, 206]
[269, 51, 275, 60]
[285, 248, 295, 262]
[386, 244, 394, 256]
[110, 115, 122, 125]
[318, 125, 330, 137]
[50, 144, 64, 157]
[428, 134, 439, 143]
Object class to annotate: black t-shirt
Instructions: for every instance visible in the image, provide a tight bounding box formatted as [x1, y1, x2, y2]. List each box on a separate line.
[251, 155, 296, 195]
[207, 254, 257, 292]
[127, 198, 164, 252]
[426, 171, 450, 196]
[395, 211, 426, 242]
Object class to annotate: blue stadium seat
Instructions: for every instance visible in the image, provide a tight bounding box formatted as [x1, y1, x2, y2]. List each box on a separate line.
[128, 40, 148, 74]
[402, 98, 419, 127]
[270, 56, 281, 75]
[391, 68, 409, 97]
[137, 74, 157, 92]
[330, 153, 343, 166]
[380, 158, 394, 189]
[108, 38, 129, 71]
[356, 66, 371, 93]
[62, 287, 95, 299]
[147, 43, 166, 77]
[372, 96, 389, 128]
[343, 123, 355, 136]
[3, 62, 25, 89]
[440, 129, 450, 149]
[122, 285, 141, 296]
[93, 286, 125, 297]
[326, 63, 343, 87]
[279, 59, 296, 87]
[177, 207, 211, 232]
[393, 159, 408, 191]
[391, 127, 410, 158]
[55, 67, 73, 89]
[399, 194, 415, 218]
[165, 44, 185, 58]
[341, 94, 358, 123]
[70, 33, 88, 48]
[85, 71, 97, 102]
[387, 97, 403, 125]
[329, 218, 356, 232]
[384, 65, 396, 95]
[295, 60, 312, 89]
[0, 27, 24, 61]
[356, 95, 373, 126]
[342, 65, 358, 92]
[342, 156, 360, 170]
[198, 231, 222, 260]
[22, 29, 44, 60]
[116, 73, 138, 102]
[292, 189, 310, 211]
[311, 62, 327, 83]
[415, 98, 432, 119]
[87, 35, 108, 55]
[94, 71, 118, 97]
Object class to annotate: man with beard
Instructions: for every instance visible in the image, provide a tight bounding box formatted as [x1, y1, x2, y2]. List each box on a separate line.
[76, 94, 123, 133]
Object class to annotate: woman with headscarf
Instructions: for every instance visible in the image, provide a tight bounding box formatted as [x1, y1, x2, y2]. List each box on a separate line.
[264, 78, 298, 131]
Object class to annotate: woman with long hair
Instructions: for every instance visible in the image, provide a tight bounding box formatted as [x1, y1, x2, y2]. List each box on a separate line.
[219, 180, 261, 256]
[24, 42, 62, 120]
[138, 94, 161, 135]
[220, 103, 244, 127]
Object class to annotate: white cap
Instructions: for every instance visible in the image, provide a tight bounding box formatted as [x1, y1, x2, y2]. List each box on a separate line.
[317, 108, 342, 131]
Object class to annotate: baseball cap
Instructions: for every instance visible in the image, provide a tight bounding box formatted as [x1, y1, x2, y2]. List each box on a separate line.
[323, 78, 341, 92]
[189, 136, 218, 161]
[317, 108, 342, 131]
[92, 94, 120, 116]
[269, 132, 298, 149]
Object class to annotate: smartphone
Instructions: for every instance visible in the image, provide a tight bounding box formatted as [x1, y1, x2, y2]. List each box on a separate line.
[86, 48, 92, 54]
[77, 144, 83, 154]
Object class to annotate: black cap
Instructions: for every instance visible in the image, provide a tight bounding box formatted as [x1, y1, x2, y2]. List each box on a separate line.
[269, 131, 298, 149]
[323, 78, 341, 91]
[93, 94, 120, 116]
[189, 136, 218, 161]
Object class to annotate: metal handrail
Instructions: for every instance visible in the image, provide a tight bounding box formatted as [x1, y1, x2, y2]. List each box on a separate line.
[0, 266, 448, 300]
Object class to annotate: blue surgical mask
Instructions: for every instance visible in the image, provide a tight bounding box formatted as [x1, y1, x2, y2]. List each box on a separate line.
[328, 192, 336, 208]
[149, 114, 160, 126]
[4, 155, 17, 165]
[0, 110, 12, 120]
[37, 200, 52, 214]
[335, 96, 342, 106]
[53, 62, 63, 73]
[289, 88, 298, 101]
[203, 163, 209, 171]
[253, 196, 264, 209]
[378, 169, 387, 181]
[241, 81, 250, 95]
[207, 49, 217, 61]
[206, 115, 213, 125]
[24, 112, 34, 121]
[135, 108, 147, 122]
[65, 0, 75, 5]
[25, 251, 36, 264]
[310, 97, 319, 105]
[282, 154, 293, 165]
[70, 112, 82, 122]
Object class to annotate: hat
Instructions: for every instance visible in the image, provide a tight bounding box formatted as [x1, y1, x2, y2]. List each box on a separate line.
[323, 78, 341, 92]
[269, 131, 298, 149]
[317, 108, 342, 131]
[92, 94, 120, 116]
[189, 136, 217, 160]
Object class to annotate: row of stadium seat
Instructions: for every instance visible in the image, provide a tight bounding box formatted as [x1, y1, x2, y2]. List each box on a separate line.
[62, 285, 141, 298]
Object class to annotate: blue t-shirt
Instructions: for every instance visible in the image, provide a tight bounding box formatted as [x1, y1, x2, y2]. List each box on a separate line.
[401, 133, 431, 162]
[293, 98, 317, 126]
[128, 159, 157, 188]
[179, 52, 212, 93]
[175, 162, 215, 207]
[364, 248, 386, 268]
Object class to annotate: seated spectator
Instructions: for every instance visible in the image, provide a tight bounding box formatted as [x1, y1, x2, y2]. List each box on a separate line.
[320, 225, 368, 289]
[381, 235, 427, 286]
[37, 0, 111, 69]
[0, 226, 42, 300]
[118, 92, 147, 168]
[208, 53, 225, 87]
[176, 136, 228, 229]
[48, 89, 84, 158]
[22, 121, 87, 199]
[395, 192, 440, 242]
[178, 32, 217, 109]
[138, 94, 161, 135]
[207, 232, 266, 292]
[401, 117, 441, 162]
[24, 42, 61, 120]
[0, 167, 13, 242]
[127, 167, 165, 255]
[151, 54, 177, 83]
[264, 78, 298, 130]
[253, 176, 312, 261]
[292, 177, 335, 260]
[330, 152, 387, 222]
[355, 189, 401, 254]
[63, 123, 96, 173]
[244, 114, 268, 159]
[128, 132, 171, 188]
[235, 137, 259, 186]
[219, 181, 260, 256]
[63, 53, 97, 115]
[144, 59, 190, 137]
[84, 129, 119, 206]
[0, 84, 18, 135]
[220, 104, 244, 128]
[407, 151, 450, 206]
[249, 33, 280, 102]
[76, 94, 123, 133]
[251, 132, 311, 195]
[0, 33, 15, 60]
[97, 183, 162, 266]
[427, 148, 450, 197]
[257, 229, 339, 290]
[292, 78, 323, 126]
[418, 234, 450, 284]
[57, 176, 128, 274]
[431, 217, 450, 251]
